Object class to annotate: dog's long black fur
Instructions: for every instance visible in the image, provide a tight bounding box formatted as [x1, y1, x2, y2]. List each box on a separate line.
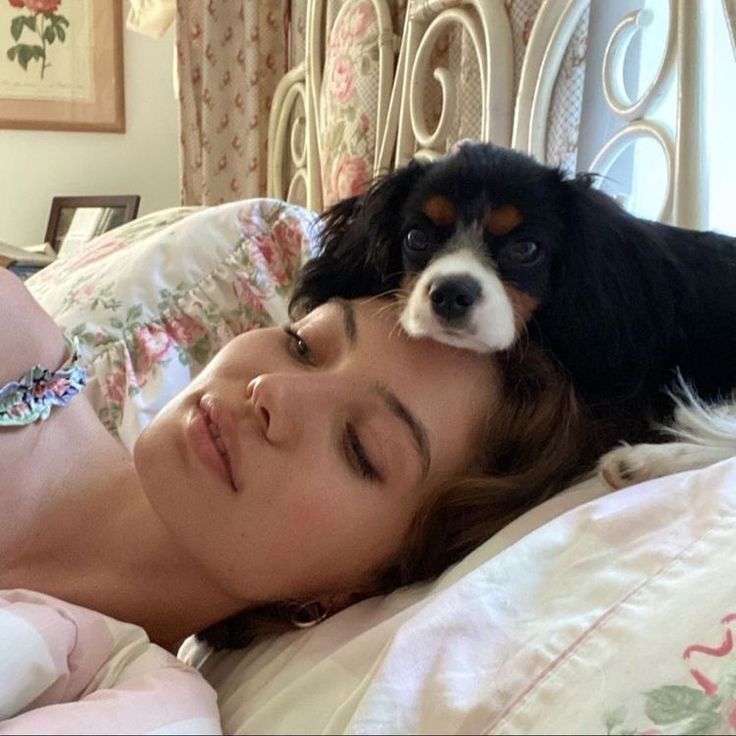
[291, 143, 736, 445]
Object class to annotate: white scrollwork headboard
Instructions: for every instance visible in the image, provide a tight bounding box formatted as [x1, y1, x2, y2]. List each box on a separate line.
[268, 0, 736, 230]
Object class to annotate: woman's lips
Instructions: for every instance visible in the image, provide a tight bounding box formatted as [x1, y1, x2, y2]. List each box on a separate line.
[190, 403, 239, 493]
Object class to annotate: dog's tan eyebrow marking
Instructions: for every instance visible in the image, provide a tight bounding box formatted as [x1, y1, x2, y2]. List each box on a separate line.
[423, 195, 457, 226]
[484, 204, 523, 236]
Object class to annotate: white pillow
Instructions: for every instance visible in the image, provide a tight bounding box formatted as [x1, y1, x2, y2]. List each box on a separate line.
[27, 199, 318, 450]
[180, 457, 736, 735]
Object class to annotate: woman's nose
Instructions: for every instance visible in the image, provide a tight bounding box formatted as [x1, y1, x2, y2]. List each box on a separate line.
[247, 373, 334, 445]
[246, 376, 273, 437]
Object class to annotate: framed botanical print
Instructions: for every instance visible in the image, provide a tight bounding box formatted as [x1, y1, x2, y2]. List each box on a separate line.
[0, 0, 125, 132]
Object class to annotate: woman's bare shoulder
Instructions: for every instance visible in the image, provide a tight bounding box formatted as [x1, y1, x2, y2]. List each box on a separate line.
[0, 269, 66, 384]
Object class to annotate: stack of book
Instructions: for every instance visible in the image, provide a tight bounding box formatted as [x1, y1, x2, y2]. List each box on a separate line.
[0, 241, 56, 280]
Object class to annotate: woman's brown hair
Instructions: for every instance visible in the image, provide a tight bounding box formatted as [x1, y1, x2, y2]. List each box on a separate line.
[197, 329, 604, 650]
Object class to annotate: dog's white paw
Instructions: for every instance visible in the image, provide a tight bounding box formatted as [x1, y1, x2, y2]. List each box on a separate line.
[598, 440, 733, 489]
[598, 443, 681, 490]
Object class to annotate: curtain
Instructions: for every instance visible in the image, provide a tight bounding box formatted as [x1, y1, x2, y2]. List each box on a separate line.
[175, 0, 290, 205]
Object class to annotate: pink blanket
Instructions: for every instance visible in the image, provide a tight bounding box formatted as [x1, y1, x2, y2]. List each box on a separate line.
[0, 590, 221, 734]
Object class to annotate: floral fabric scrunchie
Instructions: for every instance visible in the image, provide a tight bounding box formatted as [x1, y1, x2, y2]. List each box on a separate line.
[0, 336, 88, 427]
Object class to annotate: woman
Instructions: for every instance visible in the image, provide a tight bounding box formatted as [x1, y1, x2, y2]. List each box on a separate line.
[0, 267, 592, 654]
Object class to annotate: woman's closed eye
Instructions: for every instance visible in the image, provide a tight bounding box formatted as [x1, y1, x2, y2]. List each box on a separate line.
[344, 423, 380, 482]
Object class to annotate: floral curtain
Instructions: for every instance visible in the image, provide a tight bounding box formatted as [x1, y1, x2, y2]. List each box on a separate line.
[174, 0, 290, 205]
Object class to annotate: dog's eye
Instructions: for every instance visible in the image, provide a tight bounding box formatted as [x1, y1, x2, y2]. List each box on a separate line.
[404, 229, 429, 252]
[504, 240, 542, 264]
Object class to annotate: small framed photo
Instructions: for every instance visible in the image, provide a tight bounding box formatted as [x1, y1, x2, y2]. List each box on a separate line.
[0, 0, 125, 132]
[44, 195, 140, 254]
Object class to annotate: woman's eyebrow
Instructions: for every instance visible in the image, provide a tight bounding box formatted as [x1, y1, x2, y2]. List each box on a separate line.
[330, 298, 430, 477]
[373, 382, 431, 480]
[330, 297, 357, 347]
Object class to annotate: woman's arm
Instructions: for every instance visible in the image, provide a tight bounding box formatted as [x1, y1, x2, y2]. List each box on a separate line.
[0, 269, 67, 385]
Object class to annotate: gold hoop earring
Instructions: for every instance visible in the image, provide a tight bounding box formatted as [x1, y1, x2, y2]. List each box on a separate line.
[289, 600, 328, 629]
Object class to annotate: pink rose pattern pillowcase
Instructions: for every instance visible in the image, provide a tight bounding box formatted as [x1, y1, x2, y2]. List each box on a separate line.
[27, 199, 318, 450]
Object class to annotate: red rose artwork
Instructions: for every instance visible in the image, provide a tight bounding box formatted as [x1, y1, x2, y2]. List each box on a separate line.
[6, 0, 69, 79]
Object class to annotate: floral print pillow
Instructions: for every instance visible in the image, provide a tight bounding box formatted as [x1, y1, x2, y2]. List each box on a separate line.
[26, 199, 318, 450]
[320, 0, 388, 206]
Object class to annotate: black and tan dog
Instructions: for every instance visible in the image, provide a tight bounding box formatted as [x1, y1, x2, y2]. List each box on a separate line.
[291, 142, 736, 486]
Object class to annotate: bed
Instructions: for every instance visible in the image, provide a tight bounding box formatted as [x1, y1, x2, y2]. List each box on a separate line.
[19, 1, 736, 733]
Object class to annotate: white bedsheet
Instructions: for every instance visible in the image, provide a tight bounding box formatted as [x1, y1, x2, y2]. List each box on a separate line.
[0, 590, 221, 735]
[185, 458, 736, 735]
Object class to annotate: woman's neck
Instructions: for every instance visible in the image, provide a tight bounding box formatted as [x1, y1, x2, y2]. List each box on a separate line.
[2, 406, 244, 650]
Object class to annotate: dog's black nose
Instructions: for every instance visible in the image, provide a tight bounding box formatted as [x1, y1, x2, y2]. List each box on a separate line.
[429, 276, 481, 323]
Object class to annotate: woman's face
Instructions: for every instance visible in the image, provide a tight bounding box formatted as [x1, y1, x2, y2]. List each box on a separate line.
[135, 298, 498, 606]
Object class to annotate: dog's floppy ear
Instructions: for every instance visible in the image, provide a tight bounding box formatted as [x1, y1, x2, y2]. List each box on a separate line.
[289, 160, 427, 317]
[536, 174, 679, 402]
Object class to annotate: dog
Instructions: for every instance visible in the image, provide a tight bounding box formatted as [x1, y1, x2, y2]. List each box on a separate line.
[290, 142, 736, 486]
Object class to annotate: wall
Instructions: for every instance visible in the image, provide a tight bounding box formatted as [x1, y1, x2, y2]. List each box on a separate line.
[0, 17, 179, 247]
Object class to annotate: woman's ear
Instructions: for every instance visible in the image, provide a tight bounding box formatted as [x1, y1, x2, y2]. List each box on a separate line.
[289, 161, 428, 316]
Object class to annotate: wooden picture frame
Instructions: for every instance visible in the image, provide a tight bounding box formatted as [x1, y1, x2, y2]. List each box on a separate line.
[0, 0, 125, 132]
[45, 195, 140, 253]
